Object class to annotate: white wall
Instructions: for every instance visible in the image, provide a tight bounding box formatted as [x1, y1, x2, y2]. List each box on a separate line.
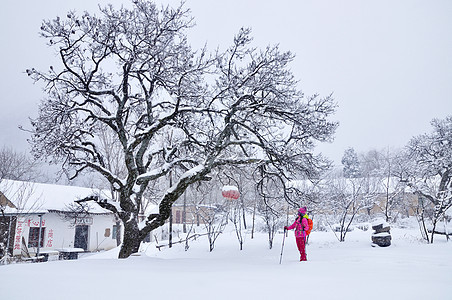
[12, 212, 119, 256]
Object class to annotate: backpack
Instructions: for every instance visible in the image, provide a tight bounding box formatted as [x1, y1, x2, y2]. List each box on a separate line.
[303, 215, 313, 235]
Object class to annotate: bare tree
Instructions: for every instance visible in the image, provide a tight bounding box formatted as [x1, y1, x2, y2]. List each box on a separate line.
[378, 150, 410, 222]
[166, 173, 226, 252]
[0, 147, 44, 182]
[322, 170, 378, 242]
[27, 1, 336, 258]
[405, 116, 452, 243]
[219, 167, 255, 250]
[255, 166, 288, 249]
[360, 148, 407, 221]
[228, 193, 245, 250]
[198, 190, 228, 252]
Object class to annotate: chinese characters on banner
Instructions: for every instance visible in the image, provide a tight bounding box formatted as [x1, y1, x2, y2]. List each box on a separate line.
[13, 219, 24, 250]
[46, 229, 54, 247]
[14, 217, 50, 251]
[30, 219, 46, 227]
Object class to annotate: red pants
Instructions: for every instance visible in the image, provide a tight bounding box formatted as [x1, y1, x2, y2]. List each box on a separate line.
[296, 236, 307, 261]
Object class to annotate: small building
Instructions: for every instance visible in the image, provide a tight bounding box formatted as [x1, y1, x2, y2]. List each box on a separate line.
[0, 180, 120, 259]
[171, 204, 217, 225]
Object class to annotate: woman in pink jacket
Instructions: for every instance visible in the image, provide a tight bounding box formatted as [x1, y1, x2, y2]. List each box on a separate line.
[284, 207, 309, 261]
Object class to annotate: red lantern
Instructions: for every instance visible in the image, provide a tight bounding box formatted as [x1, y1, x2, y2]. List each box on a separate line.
[222, 185, 240, 200]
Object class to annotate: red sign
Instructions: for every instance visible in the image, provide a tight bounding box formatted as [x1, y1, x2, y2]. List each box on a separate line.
[14, 220, 24, 250]
[46, 229, 54, 247]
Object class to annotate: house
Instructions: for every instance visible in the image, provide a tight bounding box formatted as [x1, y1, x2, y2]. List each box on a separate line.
[0, 180, 120, 259]
[289, 177, 422, 218]
[171, 204, 217, 225]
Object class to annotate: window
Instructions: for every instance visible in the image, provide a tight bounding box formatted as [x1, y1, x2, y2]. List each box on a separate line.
[28, 227, 45, 248]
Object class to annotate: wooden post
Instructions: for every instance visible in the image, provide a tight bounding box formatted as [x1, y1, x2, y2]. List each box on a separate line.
[36, 214, 43, 258]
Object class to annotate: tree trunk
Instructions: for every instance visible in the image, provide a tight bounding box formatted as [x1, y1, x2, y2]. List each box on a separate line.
[268, 230, 273, 249]
[115, 221, 122, 247]
[251, 198, 257, 239]
[241, 199, 247, 230]
[169, 211, 173, 248]
[118, 219, 141, 259]
[183, 192, 187, 233]
[430, 220, 437, 244]
[169, 172, 173, 247]
[417, 209, 430, 243]
[443, 216, 450, 241]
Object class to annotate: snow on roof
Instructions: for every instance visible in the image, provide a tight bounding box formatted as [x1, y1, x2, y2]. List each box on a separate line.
[0, 179, 112, 214]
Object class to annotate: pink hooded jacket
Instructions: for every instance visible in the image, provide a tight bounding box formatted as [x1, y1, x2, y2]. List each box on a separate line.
[286, 207, 309, 238]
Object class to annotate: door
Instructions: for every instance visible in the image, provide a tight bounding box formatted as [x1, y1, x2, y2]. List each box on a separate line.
[74, 225, 89, 250]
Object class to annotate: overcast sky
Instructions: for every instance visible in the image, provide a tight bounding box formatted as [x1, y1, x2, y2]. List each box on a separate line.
[1, 0, 451, 166]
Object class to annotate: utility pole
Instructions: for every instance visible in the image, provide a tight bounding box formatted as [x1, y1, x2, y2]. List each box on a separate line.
[36, 214, 43, 258]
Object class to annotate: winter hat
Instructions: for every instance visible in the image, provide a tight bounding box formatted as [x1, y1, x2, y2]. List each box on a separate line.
[298, 207, 307, 215]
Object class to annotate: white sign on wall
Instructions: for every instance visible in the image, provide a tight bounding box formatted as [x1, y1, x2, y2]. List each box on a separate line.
[74, 217, 93, 225]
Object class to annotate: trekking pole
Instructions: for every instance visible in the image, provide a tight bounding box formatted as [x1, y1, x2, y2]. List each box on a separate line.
[279, 228, 287, 264]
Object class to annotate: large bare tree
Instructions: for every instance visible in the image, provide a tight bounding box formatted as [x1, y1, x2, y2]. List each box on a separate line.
[27, 1, 337, 258]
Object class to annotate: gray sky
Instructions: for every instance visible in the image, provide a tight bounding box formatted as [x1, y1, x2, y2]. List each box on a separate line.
[1, 0, 451, 165]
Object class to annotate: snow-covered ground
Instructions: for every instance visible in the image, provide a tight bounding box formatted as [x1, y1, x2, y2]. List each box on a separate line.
[1, 220, 451, 300]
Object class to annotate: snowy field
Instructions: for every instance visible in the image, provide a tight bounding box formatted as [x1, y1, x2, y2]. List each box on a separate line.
[1, 221, 451, 300]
